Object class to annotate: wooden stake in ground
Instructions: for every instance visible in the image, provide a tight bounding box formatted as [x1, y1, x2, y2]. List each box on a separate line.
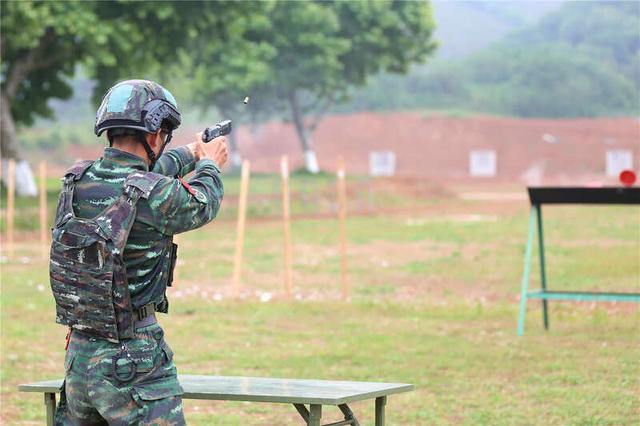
[232, 160, 251, 293]
[337, 157, 349, 301]
[6, 159, 16, 259]
[281, 156, 293, 298]
[39, 161, 48, 258]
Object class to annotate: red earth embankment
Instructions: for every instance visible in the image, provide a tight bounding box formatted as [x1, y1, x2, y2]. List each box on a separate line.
[75, 112, 639, 184]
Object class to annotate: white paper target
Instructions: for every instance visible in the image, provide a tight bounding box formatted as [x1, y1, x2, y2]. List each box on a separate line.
[469, 150, 497, 177]
[369, 151, 396, 177]
[606, 150, 633, 177]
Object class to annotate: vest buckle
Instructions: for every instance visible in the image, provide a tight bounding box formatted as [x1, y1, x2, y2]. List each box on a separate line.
[137, 302, 155, 320]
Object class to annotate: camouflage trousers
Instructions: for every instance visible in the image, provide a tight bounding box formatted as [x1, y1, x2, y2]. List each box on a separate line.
[55, 323, 186, 425]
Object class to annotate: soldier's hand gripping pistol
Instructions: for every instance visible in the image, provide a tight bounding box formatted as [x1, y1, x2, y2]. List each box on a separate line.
[201, 120, 232, 142]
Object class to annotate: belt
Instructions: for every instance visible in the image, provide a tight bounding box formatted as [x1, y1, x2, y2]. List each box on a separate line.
[134, 312, 157, 329]
[133, 302, 157, 328]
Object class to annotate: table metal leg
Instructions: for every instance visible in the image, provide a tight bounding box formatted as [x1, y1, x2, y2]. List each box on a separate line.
[375, 396, 386, 426]
[536, 205, 550, 330]
[309, 404, 322, 426]
[518, 207, 537, 336]
[44, 392, 56, 426]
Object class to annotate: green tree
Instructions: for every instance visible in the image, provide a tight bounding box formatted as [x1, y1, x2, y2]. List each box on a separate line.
[189, 0, 437, 173]
[0, 1, 101, 194]
[277, 0, 437, 172]
[0, 1, 265, 193]
[180, 1, 276, 168]
[87, 1, 265, 105]
[262, 1, 350, 173]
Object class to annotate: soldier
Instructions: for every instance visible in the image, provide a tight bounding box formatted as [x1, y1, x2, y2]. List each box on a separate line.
[50, 79, 228, 424]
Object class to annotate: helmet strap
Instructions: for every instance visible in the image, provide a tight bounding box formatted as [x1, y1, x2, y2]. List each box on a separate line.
[144, 131, 172, 171]
[141, 138, 157, 170]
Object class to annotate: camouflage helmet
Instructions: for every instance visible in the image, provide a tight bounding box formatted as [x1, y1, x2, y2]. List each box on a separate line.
[94, 79, 181, 137]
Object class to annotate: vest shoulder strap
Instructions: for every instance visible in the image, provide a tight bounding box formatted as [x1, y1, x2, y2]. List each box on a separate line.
[54, 160, 94, 227]
[124, 171, 165, 200]
[63, 160, 94, 183]
[94, 171, 165, 249]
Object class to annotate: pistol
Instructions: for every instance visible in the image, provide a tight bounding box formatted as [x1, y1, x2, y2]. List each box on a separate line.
[202, 120, 232, 143]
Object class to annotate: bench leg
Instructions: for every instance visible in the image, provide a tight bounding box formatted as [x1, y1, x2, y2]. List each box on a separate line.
[338, 404, 360, 426]
[294, 404, 322, 426]
[294, 404, 309, 423]
[309, 404, 322, 426]
[375, 396, 386, 426]
[44, 392, 56, 426]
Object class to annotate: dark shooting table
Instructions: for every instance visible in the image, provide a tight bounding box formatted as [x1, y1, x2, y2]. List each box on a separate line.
[517, 187, 640, 335]
[18, 375, 414, 425]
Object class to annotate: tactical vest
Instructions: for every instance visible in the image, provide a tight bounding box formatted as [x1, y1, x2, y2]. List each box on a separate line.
[49, 161, 164, 343]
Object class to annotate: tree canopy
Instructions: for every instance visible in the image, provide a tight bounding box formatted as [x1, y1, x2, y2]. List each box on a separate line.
[0, 1, 270, 160]
[185, 0, 437, 172]
[1, 0, 437, 175]
[0, 0, 276, 194]
[1, 1, 99, 129]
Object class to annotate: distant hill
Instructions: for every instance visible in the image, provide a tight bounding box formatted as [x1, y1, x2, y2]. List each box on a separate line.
[432, 0, 563, 58]
[507, 0, 639, 85]
[341, 0, 639, 118]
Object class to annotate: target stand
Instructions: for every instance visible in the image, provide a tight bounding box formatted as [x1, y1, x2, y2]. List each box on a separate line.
[517, 187, 640, 336]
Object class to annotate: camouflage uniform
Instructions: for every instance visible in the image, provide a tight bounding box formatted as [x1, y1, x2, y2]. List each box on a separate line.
[54, 145, 223, 425]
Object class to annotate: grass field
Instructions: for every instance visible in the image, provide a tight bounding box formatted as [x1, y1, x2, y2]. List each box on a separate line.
[1, 176, 639, 425]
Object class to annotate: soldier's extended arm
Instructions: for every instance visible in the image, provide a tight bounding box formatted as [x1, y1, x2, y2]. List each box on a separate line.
[143, 159, 224, 236]
[152, 146, 197, 178]
[152, 127, 227, 178]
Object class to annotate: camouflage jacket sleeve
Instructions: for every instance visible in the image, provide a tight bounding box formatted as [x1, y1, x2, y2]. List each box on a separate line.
[143, 159, 224, 235]
[152, 146, 197, 178]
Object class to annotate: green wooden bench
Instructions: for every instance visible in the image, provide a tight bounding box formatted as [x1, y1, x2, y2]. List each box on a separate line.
[18, 374, 414, 425]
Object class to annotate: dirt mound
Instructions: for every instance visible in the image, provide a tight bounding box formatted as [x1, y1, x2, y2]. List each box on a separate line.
[59, 112, 639, 185]
[191, 112, 637, 184]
